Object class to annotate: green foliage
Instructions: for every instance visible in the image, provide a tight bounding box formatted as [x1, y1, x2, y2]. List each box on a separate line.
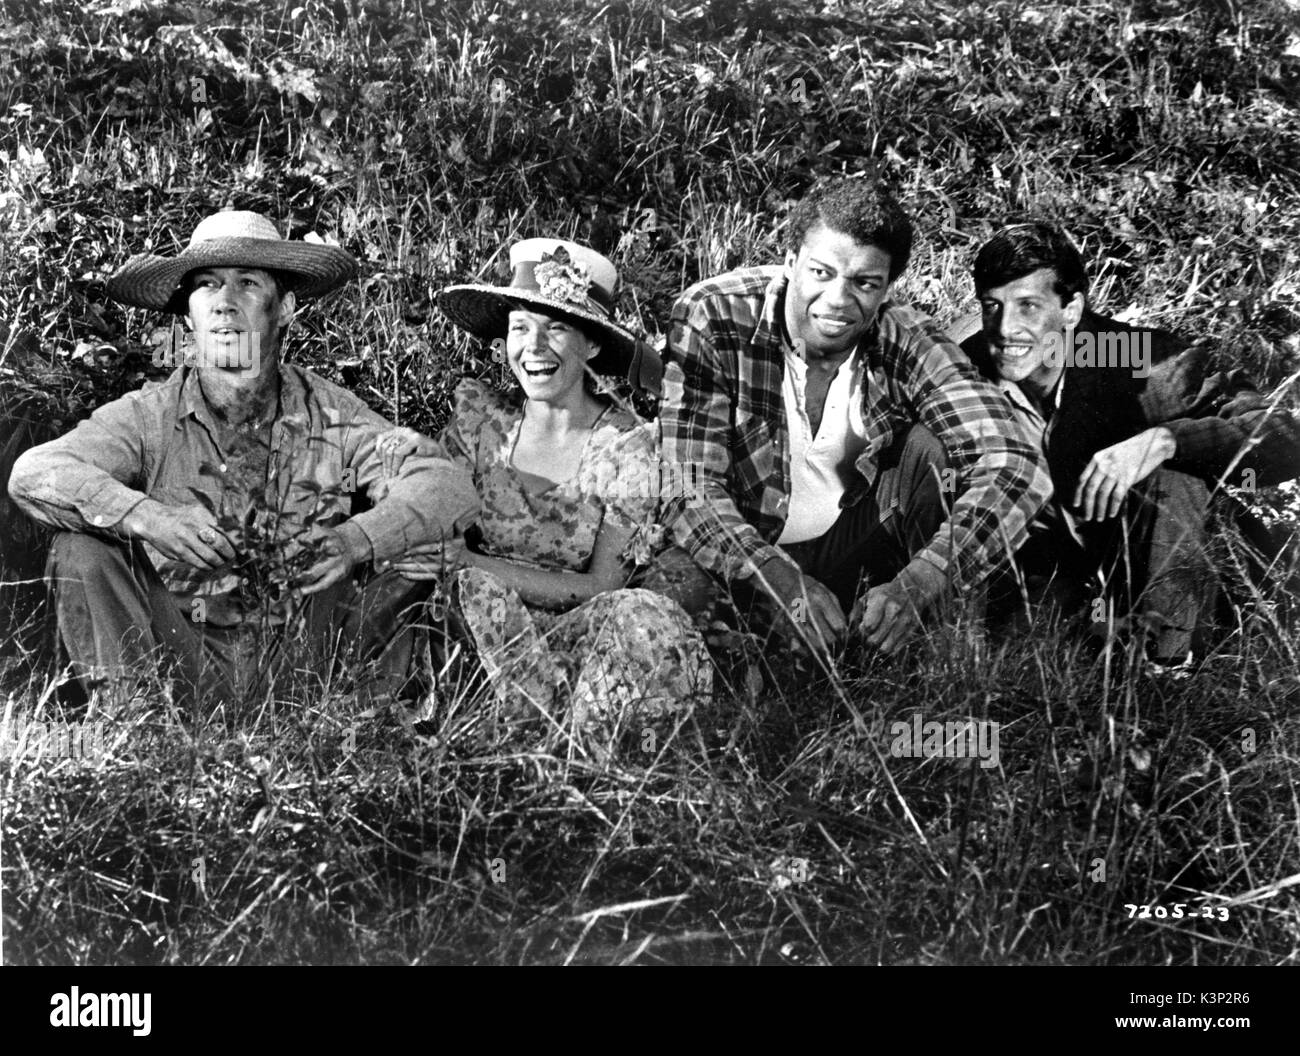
[2, 0, 1300, 964]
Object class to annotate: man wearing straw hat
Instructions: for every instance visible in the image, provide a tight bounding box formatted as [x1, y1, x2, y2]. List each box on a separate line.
[9, 209, 478, 704]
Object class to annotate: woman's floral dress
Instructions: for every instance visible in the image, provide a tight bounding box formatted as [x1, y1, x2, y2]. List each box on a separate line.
[431, 379, 711, 751]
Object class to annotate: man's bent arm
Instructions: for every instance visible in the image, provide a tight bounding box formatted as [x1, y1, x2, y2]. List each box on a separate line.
[7, 395, 150, 535]
[658, 307, 790, 584]
[1145, 345, 1300, 487]
[899, 338, 1054, 607]
[338, 405, 480, 565]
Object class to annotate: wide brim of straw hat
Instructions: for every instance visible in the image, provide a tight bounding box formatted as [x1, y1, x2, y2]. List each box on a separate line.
[437, 284, 663, 397]
[106, 238, 359, 314]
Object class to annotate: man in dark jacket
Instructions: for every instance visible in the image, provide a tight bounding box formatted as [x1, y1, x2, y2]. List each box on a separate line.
[961, 222, 1300, 663]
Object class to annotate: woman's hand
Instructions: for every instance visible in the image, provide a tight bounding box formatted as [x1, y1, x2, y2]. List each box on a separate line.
[375, 426, 432, 479]
[388, 537, 473, 581]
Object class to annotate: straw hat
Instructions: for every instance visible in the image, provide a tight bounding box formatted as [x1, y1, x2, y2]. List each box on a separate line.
[106, 210, 358, 314]
[437, 239, 663, 397]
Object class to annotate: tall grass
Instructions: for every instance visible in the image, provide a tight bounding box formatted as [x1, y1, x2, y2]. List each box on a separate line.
[2, 0, 1299, 964]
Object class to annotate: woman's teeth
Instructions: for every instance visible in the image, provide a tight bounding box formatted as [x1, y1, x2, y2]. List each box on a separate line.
[523, 363, 559, 377]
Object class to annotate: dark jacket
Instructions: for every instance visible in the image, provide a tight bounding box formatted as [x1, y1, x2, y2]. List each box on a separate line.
[961, 309, 1300, 502]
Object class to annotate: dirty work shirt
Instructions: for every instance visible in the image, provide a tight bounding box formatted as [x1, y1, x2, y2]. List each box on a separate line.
[9, 362, 480, 626]
[427, 379, 711, 735]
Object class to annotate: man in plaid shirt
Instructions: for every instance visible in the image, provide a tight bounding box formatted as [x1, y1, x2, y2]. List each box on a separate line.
[658, 178, 1052, 655]
[962, 222, 1300, 665]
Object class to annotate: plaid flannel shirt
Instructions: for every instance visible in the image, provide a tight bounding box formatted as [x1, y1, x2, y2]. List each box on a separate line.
[658, 266, 1053, 606]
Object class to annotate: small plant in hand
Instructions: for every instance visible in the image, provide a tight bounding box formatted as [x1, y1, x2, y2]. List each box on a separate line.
[219, 500, 324, 612]
[187, 465, 350, 647]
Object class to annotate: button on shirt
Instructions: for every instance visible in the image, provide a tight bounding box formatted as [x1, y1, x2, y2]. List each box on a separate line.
[8, 363, 480, 626]
[777, 344, 870, 544]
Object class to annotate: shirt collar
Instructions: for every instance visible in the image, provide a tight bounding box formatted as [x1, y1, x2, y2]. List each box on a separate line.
[276, 363, 310, 430]
[178, 365, 215, 430]
[759, 270, 790, 359]
[1001, 368, 1065, 427]
[178, 359, 307, 429]
[998, 376, 1041, 420]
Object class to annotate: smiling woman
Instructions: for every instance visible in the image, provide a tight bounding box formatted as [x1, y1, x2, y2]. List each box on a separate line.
[375, 238, 710, 758]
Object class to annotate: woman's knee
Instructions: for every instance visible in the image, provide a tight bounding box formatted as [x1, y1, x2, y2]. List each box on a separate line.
[450, 565, 512, 603]
[587, 587, 687, 627]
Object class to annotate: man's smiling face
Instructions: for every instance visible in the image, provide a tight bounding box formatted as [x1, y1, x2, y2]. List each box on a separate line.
[783, 223, 892, 359]
[978, 267, 1084, 391]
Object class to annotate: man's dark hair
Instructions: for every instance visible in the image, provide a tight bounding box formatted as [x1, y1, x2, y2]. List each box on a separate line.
[972, 223, 1088, 305]
[786, 177, 913, 280]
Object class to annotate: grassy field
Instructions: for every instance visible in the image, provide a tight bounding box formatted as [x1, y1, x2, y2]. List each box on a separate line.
[2, 0, 1300, 964]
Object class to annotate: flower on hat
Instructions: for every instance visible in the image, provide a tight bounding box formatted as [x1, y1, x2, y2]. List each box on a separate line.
[534, 246, 592, 307]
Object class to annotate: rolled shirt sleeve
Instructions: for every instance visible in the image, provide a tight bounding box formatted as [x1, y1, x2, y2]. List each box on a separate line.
[1143, 345, 1300, 487]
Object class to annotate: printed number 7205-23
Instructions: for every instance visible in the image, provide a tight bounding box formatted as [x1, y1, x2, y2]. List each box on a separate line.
[1124, 903, 1229, 921]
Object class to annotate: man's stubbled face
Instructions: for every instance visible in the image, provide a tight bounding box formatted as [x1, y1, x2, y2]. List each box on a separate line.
[185, 267, 293, 373]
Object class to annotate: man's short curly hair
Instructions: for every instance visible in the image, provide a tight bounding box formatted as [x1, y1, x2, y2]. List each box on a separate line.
[786, 177, 913, 280]
[973, 223, 1088, 306]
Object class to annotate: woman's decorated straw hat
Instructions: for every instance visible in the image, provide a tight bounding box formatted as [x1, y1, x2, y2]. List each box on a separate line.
[437, 238, 663, 397]
[106, 210, 358, 314]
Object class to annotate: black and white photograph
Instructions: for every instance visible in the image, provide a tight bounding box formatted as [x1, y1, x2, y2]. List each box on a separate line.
[1, 0, 1298, 992]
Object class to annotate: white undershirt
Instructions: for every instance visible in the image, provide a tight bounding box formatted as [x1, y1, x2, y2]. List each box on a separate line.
[777, 346, 871, 544]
